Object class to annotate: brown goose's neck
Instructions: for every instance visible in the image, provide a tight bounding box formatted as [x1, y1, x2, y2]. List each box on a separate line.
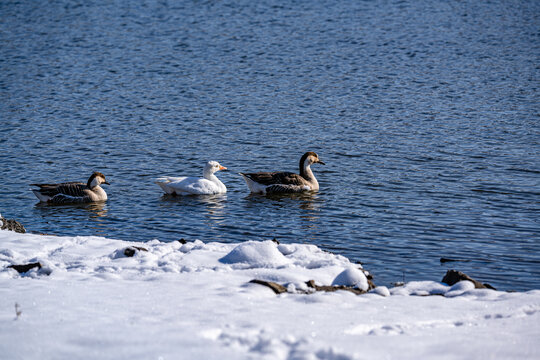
[300, 163, 314, 180]
[300, 159, 318, 186]
[301, 164, 319, 190]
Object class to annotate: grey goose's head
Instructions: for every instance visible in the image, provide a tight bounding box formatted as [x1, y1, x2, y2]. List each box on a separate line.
[299, 152, 325, 170]
[87, 172, 110, 189]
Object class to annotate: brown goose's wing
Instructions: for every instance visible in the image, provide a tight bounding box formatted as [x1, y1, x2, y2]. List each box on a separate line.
[265, 184, 311, 194]
[49, 193, 89, 204]
[240, 172, 308, 186]
[31, 182, 87, 198]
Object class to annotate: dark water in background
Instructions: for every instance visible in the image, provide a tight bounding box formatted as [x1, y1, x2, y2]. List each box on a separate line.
[1, 0, 539, 291]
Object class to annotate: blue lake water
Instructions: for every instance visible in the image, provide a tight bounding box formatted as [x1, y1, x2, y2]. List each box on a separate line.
[1, 0, 539, 291]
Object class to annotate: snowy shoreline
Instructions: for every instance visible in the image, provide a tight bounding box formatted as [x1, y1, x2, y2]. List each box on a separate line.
[1, 229, 539, 359]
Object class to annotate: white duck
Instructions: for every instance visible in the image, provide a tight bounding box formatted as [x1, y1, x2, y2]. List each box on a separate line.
[240, 152, 325, 194]
[155, 161, 227, 195]
[31, 172, 110, 204]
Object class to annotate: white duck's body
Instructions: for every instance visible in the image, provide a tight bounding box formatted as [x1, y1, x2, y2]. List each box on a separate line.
[156, 161, 227, 195]
[240, 152, 325, 194]
[31, 172, 110, 204]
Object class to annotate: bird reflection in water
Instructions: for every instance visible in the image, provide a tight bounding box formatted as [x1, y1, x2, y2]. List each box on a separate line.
[243, 191, 323, 245]
[81, 201, 108, 218]
[80, 202, 109, 235]
[159, 193, 227, 226]
[199, 194, 227, 224]
[35, 201, 108, 216]
[33, 201, 109, 235]
[249, 191, 323, 225]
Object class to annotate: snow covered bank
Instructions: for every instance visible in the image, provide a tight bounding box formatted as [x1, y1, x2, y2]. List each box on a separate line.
[1, 230, 539, 359]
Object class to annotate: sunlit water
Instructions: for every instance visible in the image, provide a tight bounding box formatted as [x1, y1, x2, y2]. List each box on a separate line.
[1, 0, 539, 291]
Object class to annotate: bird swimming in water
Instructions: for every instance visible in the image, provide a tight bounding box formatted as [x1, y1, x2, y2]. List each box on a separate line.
[155, 161, 227, 195]
[31, 172, 110, 204]
[240, 152, 325, 194]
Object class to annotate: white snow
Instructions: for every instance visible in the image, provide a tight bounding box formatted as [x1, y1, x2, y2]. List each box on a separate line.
[219, 240, 290, 268]
[0, 229, 539, 359]
[331, 266, 369, 290]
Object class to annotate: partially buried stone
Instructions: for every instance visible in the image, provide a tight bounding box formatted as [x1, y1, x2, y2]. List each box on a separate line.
[249, 279, 288, 294]
[442, 270, 496, 290]
[249, 279, 372, 296]
[306, 280, 368, 295]
[123, 246, 148, 257]
[0, 216, 26, 233]
[8, 262, 42, 273]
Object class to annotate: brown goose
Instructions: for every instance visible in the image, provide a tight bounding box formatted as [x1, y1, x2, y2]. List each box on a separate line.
[239, 152, 325, 194]
[31, 172, 110, 204]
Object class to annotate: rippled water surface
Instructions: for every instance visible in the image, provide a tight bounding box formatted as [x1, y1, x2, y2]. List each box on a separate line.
[1, 0, 539, 290]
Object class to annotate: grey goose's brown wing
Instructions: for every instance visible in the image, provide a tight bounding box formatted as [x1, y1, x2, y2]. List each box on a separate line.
[31, 182, 87, 198]
[240, 172, 308, 186]
[265, 184, 311, 194]
[49, 193, 89, 204]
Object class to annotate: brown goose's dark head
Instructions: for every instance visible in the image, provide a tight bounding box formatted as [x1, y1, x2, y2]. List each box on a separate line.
[87, 172, 110, 188]
[299, 152, 325, 175]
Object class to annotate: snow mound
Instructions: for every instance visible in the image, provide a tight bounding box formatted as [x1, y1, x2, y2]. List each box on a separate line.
[332, 267, 369, 291]
[219, 240, 289, 268]
[369, 286, 391, 297]
[389, 280, 492, 298]
[446, 280, 476, 297]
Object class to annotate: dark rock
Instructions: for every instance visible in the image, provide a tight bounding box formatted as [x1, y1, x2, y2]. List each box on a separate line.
[271, 238, 280, 244]
[440, 257, 469, 263]
[305, 280, 368, 295]
[249, 279, 288, 294]
[123, 246, 148, 257]
[8, 262, 42, 273]
[177, 238, 187, 244]
[0, 216, 26, 233]
[442, 270, 496, 290]
[249, 279, 371, 296]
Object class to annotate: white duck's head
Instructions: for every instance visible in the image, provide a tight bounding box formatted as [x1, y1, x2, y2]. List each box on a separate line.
[203, 161, 227, 178]
[87, 172, 110, 189]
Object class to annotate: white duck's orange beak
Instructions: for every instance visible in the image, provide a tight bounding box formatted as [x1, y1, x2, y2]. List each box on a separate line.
[219, 165, 227, 171]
